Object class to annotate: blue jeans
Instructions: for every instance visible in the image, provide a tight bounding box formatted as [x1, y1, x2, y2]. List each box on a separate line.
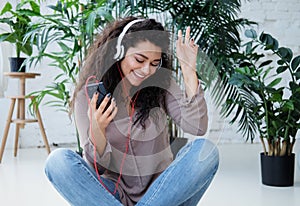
[45, 138, 219, 206]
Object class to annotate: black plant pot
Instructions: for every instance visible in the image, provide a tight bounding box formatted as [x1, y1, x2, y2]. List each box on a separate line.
[9, 57, 26, 72]
[260, 152, 295, 187]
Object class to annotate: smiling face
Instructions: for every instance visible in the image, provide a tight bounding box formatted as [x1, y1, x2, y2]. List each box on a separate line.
[120, 40, 162, 87]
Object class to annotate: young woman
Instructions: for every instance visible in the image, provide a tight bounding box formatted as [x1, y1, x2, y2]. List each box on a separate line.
[45, 16, 219, 206]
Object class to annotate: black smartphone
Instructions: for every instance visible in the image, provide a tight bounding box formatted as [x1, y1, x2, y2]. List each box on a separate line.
[86, 82, 110, 109]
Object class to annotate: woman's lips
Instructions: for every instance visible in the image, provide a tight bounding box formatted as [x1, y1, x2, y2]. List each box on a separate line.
[133, 70, 146, 79]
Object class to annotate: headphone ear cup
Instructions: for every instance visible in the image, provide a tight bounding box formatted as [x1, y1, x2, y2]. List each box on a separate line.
[119, 45, 124, 60]
[114, 19, 144, 61]
[114, 45, 124, 61]
[114, 44, 123, 61]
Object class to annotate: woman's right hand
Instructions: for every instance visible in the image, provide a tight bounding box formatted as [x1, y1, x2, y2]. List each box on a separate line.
[88, 92, 118, 154]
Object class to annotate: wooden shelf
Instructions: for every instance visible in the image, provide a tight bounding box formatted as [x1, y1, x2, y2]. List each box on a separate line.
[4, 72, 40, 79]
[6, 95, 35, 99]
[11, 119, 38, 124]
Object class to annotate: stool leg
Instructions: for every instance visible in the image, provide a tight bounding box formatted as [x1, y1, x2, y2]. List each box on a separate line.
[14, 124, 20, 157]
[14, 99, 21, 157]
[0, 99, 16, 163]
[33, 104, 51, 154]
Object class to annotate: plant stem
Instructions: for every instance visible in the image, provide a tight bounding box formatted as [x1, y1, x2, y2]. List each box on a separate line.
[16, 42, 21, 58]
[289, 137, 296, 155]
[260, 136, 267, 155]
[280, 140, 287, 156]
[268, 139, 273, 156]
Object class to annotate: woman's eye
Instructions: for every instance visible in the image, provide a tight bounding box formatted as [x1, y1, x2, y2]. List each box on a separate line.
[135, 58, 144, 63]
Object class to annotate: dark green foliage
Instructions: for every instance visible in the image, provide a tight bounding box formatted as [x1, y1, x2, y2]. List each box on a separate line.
[224, 29, 300, 156]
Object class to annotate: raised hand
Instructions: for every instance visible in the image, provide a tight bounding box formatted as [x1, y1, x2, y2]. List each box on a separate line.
[176, 26, 199, 97]
[176, 26, 199, 72]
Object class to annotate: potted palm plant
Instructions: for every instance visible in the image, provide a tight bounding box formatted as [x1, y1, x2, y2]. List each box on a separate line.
[0, 0, 40, 72]
[223, 29, 300, 186]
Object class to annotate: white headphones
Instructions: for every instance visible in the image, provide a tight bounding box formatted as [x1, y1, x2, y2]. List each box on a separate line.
[114, 19, 144, 61]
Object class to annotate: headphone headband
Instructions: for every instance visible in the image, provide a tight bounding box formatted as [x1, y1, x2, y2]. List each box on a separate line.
[114, 19, 144, 61]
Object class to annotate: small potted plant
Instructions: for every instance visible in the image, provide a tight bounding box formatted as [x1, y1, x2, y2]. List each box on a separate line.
[0, 1, 40, 72]
[223, 29, 300, 186]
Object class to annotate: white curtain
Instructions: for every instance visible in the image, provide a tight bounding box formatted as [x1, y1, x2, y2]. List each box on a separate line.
[0, 43, 11, 98]
[0, 44, 4, 97]
[0, 1, 14, 97]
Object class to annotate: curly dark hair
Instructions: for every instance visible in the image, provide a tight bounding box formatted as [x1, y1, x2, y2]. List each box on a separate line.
[72, 16, 172, 127]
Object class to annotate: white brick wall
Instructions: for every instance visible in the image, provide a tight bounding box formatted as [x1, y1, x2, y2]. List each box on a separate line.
[240, 0, 300, 54]
[195, 0, 300, 144]
[0, 0, 299, 149]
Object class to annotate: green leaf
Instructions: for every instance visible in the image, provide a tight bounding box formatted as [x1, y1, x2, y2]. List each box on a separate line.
[270, 92, 282, 101]
[86, 11, 96, 35]
[271, 38, 279, 50]
[294, 71, 300, 80]
[260, 33, 274, 48]
[258, 60, 272, 68]
[291, 55, 300, 71]
[277, 59, 285, 65]
[228, 74, 244, 87]
[21, 40, 33, 56]
[57, 41, 70, 53]
[267, 78, 282, 88]
[0, 2, 12, 15]
[245, 42, 252, 54]
[257, 68, 264, 76]
[278, 47, 288, 57]
[236, 67, 247, 74]
[18, 8, 40, 17]
[289, 81, 299, 91]
[278, 47, 293, 62]
[271, 120, 278, 130]
[259, 33, 267, 42]
[0, 33, 11, 42]
[29, 1, 40, 14]
[245, 29, 257, 39]
[277, 66, 288, 74]
[283, 101, 294, 110]
[263, 67, 272, 79]
[47, 4, 61, 12]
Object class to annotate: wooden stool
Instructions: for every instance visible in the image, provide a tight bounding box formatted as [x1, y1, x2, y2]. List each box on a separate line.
[0, 72, 51, 163]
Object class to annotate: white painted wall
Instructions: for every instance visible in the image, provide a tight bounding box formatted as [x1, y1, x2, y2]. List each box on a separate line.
[0, 0, 299, 149]
[0, 0, 76, 150]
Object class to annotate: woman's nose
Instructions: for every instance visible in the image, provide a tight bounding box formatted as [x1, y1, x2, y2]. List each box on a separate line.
[140, 63, 151, 75]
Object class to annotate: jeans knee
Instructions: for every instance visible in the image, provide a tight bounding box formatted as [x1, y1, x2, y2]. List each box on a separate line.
[44, 148, 74, 181]
[194, 138, 219, 172]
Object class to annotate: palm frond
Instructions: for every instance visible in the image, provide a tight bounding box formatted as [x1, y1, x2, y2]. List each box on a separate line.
[222, 87, 260, 141]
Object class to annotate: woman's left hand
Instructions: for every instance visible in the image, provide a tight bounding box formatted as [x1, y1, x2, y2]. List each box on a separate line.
[176, 26, 198, 73]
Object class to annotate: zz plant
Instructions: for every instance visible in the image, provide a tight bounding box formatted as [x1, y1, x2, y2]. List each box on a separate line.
[224, 29, 300, 156]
